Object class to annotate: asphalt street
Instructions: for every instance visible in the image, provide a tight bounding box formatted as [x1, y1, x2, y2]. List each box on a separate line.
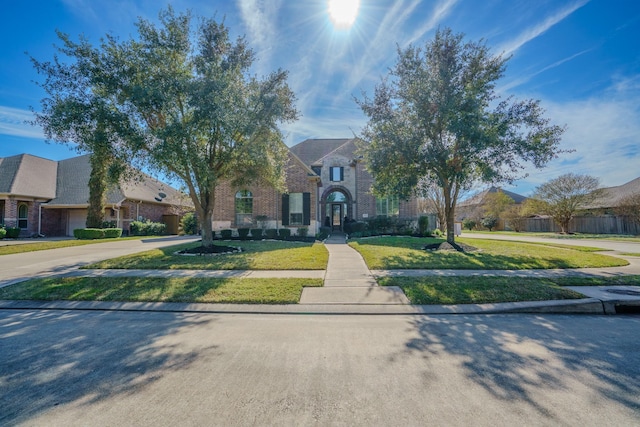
[1, 310, 639, 426]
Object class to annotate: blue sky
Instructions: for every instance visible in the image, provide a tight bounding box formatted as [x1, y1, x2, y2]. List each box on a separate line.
[1, 0, 639, 195]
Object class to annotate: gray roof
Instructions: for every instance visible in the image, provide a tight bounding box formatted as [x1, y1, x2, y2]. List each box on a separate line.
[0, 153, 188, 207]
[0, 154, 57, 198]
[588, 177, 640, 209]
[289, 138, 355, 166]
[458, 186, 528, 207]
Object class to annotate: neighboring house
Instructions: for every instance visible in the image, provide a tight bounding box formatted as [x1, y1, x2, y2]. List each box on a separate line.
[585, 177, 640, 214]
[211, 138, 420, 233]
[0, 153, 190, 237]
[456, 186, 527, 221]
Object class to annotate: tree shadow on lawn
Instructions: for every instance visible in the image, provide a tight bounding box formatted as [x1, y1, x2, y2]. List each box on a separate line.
[376, 252, 580, 270]
[398, 315, 640, 421]
[0, 309, 218, 425]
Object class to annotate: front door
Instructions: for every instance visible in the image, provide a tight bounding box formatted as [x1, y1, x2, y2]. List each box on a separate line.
[331, 204, 343, 231]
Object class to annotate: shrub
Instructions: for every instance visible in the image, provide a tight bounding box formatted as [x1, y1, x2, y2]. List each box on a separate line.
[103, 228, 123, 238]
[481, 216, 499, 231]
[265, 228, 278, 239]
[462, 218, 476, 231]
[5, 227, 21, 238]
[0, 228, 6, 239]
[317, 226, 331, 240]
[102, 220, 117, 228]
[180, 212, 198, 235]
[130, 220, 167, 236]
[74, 228, 105, 239]
[237, 228, 250, 240]
[278, 228, 291, 239]
[220, 229, 233, 239]
[432, 229, 443, 237]
[296, 227, 308, 237]
[418, 216, 430, 236]
[250, 228, 263, 240]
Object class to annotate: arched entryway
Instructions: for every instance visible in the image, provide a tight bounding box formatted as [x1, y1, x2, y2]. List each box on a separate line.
[320, 187, 353, 231]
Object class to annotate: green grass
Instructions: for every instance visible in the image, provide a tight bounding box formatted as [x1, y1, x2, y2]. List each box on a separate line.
[88, 240, 329, 270]
[378, 275, 640, 305]
[620, 253, 640, 257]
[0, 236, 161, 256]
[349, 236, 628, 270]
[0, 277, 323, 304]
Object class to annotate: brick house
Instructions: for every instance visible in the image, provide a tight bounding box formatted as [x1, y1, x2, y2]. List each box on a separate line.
[208, 138, 419, 235]
[0, 153, 190, 237]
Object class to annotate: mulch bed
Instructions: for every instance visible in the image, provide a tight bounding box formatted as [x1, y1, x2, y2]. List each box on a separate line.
[177, 245, 242, 255]
[423, 241, 478, 253]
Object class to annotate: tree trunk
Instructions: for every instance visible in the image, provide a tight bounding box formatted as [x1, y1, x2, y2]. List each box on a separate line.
[87, 152, 107, 228]
[201, 209, 214, 246]
[443, 187, 456, 244]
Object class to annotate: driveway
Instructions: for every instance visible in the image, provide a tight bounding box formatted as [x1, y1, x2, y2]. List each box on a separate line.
[0, 236, 200, 286]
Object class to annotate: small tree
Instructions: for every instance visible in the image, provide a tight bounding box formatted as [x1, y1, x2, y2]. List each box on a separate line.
[531, 173, 602, 234]
[483, 191, 514, 219]
[481, 216, 498, 231]
[462, 218, 476, 231]
[616, 193, 640, 229]
[417, 179, 446, 232]
[502, 199, 534, 232]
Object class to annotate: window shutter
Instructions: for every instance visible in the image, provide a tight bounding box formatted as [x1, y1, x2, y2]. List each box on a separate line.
[340, 167, 344, 181]
[282, 194, 290, 226]
[303, 192, 310, 225]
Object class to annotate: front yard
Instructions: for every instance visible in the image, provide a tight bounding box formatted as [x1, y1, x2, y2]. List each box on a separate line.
[348, 236, 628, 270]
[88, 240, 329, 270]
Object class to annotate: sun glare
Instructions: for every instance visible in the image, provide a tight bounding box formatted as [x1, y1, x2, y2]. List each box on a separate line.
[328, 0, 360, 28]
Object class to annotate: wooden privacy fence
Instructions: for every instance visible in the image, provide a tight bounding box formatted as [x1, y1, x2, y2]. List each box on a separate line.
[517, 215, 640, 235]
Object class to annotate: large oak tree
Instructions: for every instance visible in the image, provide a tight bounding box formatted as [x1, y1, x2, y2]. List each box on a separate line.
[32, 8, 297, 246]
[357, 28, 565, 245]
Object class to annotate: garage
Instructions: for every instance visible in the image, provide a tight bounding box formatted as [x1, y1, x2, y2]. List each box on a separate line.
[67, 209, 87, 237]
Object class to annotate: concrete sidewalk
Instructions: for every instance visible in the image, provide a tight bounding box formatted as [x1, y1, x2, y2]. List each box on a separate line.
[300, 233, 410, 305]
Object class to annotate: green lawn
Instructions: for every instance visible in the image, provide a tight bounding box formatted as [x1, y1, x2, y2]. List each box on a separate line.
[349, 236, 628, 270]
[0, 277, 323, 304]
[378, 275, 640, 305]
[88, 240, 329, 270]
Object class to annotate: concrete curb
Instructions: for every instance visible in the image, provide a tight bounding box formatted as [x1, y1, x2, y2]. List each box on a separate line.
[0, 297, 610, 315]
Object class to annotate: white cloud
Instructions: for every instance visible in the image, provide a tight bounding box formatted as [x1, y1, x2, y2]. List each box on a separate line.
[496, 0, 590, 56]
[508, 81, 640, 194]
[237, 0, 284, 75]
[0, 106, 43, 139]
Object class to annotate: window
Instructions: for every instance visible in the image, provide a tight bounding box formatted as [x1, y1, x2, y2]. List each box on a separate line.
[282, 193, 311, 226]
[376, 196, 399, 217]
[235, 190, 253, 226]
[18, 204, 28, 229]
[330, 166, 344, 182]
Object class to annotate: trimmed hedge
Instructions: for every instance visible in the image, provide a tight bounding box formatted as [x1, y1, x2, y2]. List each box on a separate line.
[104, 228, 123, 238]
[278, 228, 291, 239]
[5, 227, 20, 239]
[265, 228, 278, 239]
[0, 228, 6, 239]
[237, 228, 250, 240]
[73, 228, 123, 239]
[130, 220, 166, 236]
[250, 228, 263, 239]
[220, 229, 233, 239]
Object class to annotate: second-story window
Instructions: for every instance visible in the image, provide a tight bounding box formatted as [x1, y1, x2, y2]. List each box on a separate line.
[330, 166, 343, 182]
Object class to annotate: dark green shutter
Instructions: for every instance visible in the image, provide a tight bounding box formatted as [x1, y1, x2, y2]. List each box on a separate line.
[303, 192, 310, 225]
[282, 194, 290, 225]
[340, 167, 344, 181]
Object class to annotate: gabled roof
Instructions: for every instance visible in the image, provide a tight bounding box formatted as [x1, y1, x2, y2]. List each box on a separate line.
[587, 177, 640, 209]
[289, 138, 355, 166]
[0, 154, 57, 198]
[458, 186, 528, 207]
[43, 154, 188, 207]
